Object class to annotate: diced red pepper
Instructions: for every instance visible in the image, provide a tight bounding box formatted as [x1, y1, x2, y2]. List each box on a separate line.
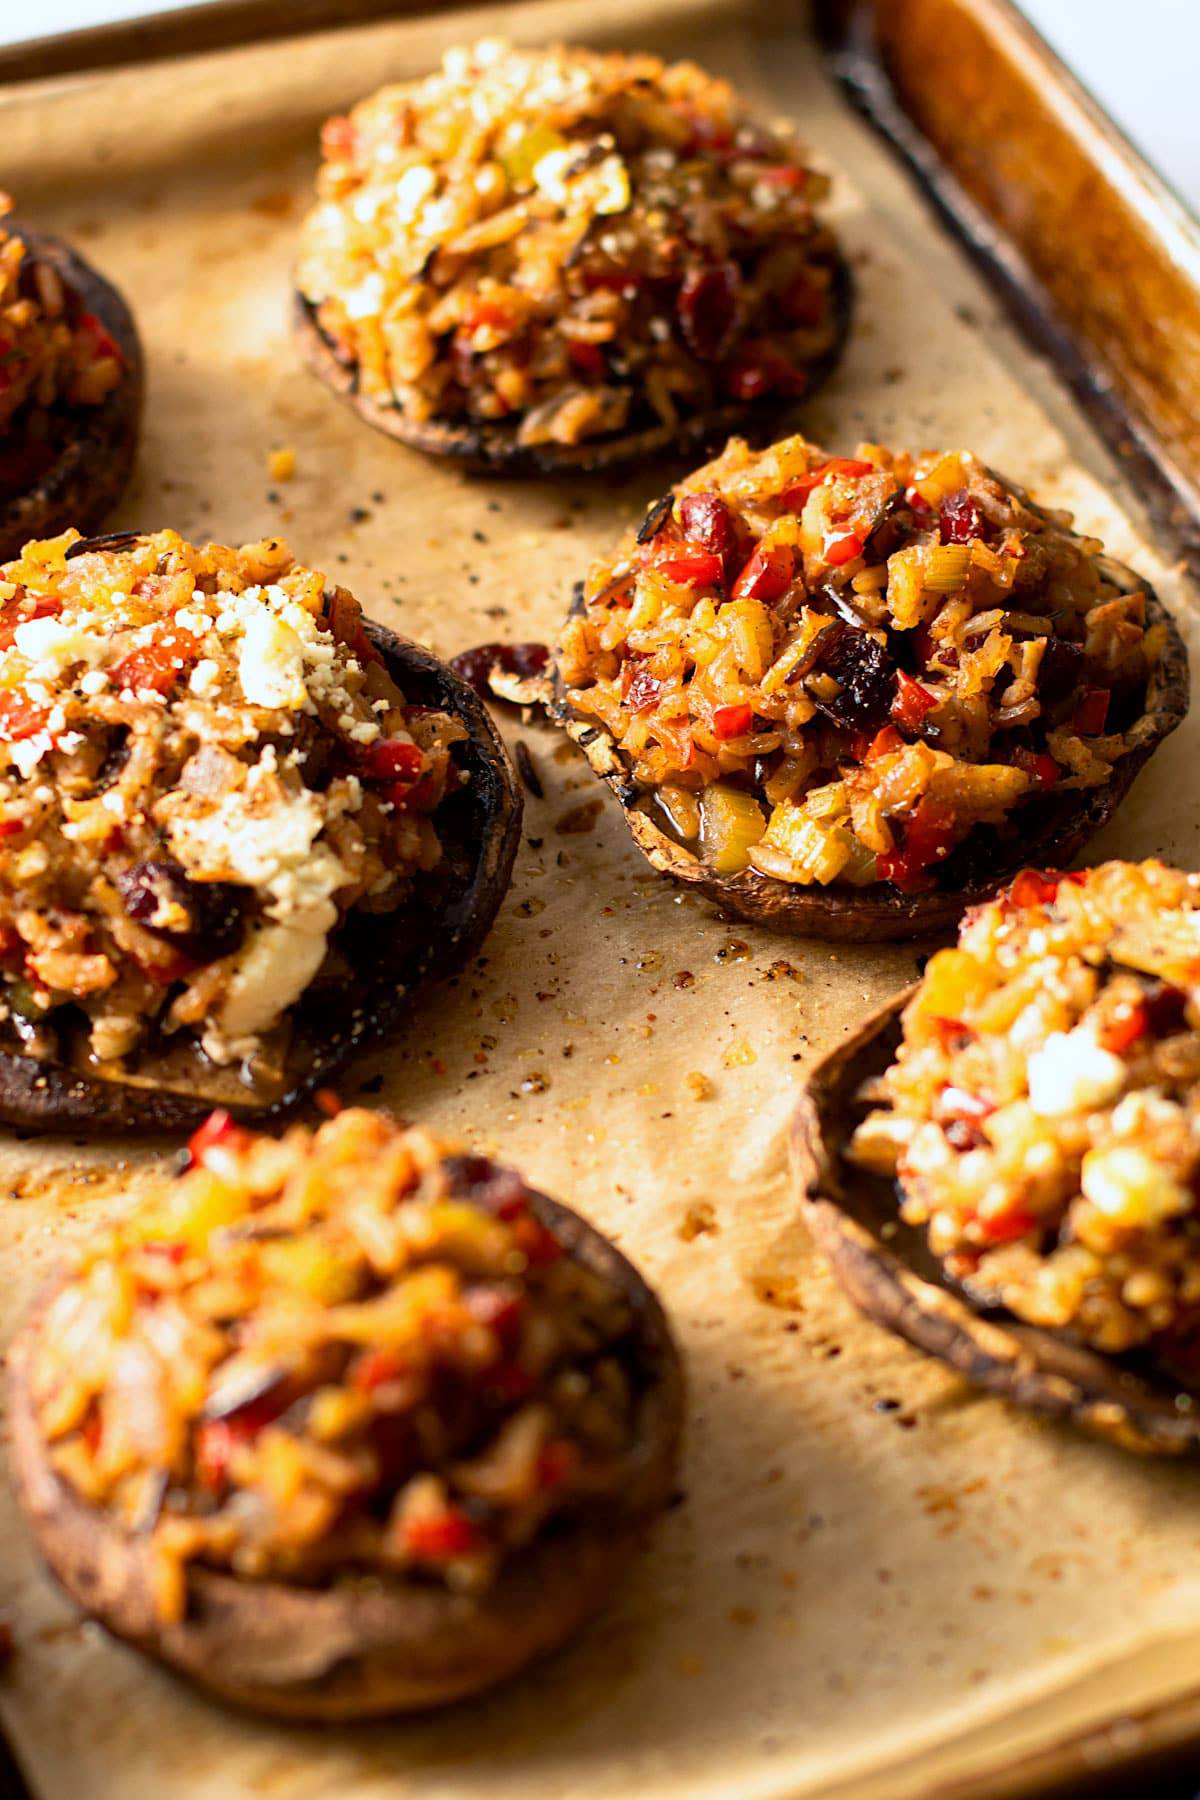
[567, 340, 608, 377]
[823, 531, 864, 567]
[187, 1108, 251, 1171]
[1013, 748, 1059, 789]
[113, 628, 202, 697]
[1072, 688, 1110, 735]
[0, 818, 23, 839]
[757, 163, 809, 190]
[1009, 868, 1062, 908]
[513, 1213, 563, 1267]
[678, 493, 737, 558]
[712, 702, 753, 740]
[623, 666, 663, 713]
[865, 724, 904, 761]
[1099, 1001, 1149, 1055]
[466, 297, 515, 335]
[536, 1439, 579, 1490]
[352, 1348, 409, 1394]
[877, 797, 957, 893]
[978, 1206, 1037, 1246]
[732, 543, 795, 603]
[939, 490, 989, 544]
[655, 551, 724, 589]
[404, 1507, 481, 1562]
[780, 458, 875, 511]
[904, 485, 935, 526]
[0, 591, 60, 651]
[143, 1241, 187, 1264]
[82, 1409, 102, 1457]
[0, 691, 48, 742]
[194, 1397, 284, 1495]
[362, 738, 424, 783]
[76, 311, 123, 367]
[320, 114, 357, 160]
[891, 670, 937, 731]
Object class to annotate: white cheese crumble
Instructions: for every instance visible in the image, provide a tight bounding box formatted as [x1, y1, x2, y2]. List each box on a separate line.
[239, 611, 307, 710]
[13, 617, 106, 679]
[1026, 1027, 1126, 1118]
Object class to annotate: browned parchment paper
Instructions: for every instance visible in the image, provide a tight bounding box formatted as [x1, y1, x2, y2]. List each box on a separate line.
[1, 2, 1200, 1794]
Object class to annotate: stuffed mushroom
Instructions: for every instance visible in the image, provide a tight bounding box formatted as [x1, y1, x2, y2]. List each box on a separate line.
[539, 434, 1186, 940]
[795, 861, 1200, 1454]
[294, 39, 849, 474]
[9, 1107, 684, 1716]
[0, 529, 520, 1130]
[0, 202, 142, 561]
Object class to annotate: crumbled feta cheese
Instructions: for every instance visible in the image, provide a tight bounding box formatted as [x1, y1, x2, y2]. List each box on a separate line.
[190, 658, 221, 697]
[239, 611, 307, 710]
[394, 164, 437, 220]
[1027, 1027, 1126, 1117]
[79, 669, 110, 696]
[13, 617, 106, 678]
[175, 606, 215, 637]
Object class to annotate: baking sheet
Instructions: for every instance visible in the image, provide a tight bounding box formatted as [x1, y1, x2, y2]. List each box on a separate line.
[1, 0, 1199, 1793]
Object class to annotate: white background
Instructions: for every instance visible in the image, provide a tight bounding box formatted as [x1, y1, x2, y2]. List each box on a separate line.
[1, 0, 1198, 214]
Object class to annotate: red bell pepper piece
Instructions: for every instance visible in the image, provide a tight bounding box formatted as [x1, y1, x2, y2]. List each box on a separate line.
[114, 628, 202, 697]
[76, 311, 123, 366]
[1099, 1000, 1148, 1055]
[780, 458, 875, 511]
[352, 1348, 409, 1394]
[732, 543, 794, 603]
[877, 797, 957, 892]
[0, 691, 48, 742]
[404, 1506, 482, 1562]
[188, 1108, 252, 1171]
[904, 485, 935, 526]
[0, 818, 23, 839]
[1072, 688, 1110, 735]
[978, 1206, 1037, 1246]
[655, 551, 724, 588]
[864, 724, 904, 761]
[712, 702, 753, 740]
[823, 531, 864, 568]
[891, 670, 937, 730]
[1009, 868, 1062, 908]
[363, 739, 424, 783]
[1013, 748, 1059, 789]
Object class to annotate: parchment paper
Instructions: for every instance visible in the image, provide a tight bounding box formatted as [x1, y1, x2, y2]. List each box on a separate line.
[1, 2, 1200, 1794]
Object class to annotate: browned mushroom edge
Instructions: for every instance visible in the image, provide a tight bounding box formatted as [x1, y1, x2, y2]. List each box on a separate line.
[0, 614, 523, 1133]
[489, 556, 1187, 943]
[0, 226, 143, 563]
[8, 1188, 685, 1718]
[792, 987, 1200, 1455]
[292, 253, 852, 478]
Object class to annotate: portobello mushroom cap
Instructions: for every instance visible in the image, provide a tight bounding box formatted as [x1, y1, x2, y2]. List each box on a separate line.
[292, 253, 852, 477]
[0, 226, 143, 562]
[528, 555, 1188, 942]
[8, 1190, 684, 1718]
[0, 608, 522, 1133]
[793, 988, 1200, 1455]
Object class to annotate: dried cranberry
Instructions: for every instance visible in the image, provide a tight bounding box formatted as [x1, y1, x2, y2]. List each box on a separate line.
[939, 490, 991, 544]
[450, 641, 550, 697]
[1143, 980, 1188, 1037]
[805, 622, 895, 731]
[116, 860, 243, 958]
[678, 262, 741, 362]
[679, 492, 738, 559]
[1036, 635, 1085, 707]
